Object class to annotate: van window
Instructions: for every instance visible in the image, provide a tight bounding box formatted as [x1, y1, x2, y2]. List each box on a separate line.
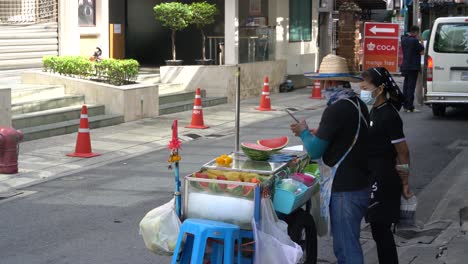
[434, 23, 468, 53]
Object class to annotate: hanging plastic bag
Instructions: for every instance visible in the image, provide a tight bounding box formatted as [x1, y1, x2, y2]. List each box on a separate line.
[139, 198, 182, 256]
[253, 198, 303, 264]
[310, 184, 328, 236]
[400, 195, 418, 227]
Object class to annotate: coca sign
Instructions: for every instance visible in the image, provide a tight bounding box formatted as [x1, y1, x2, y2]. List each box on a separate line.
[363, 22, 400, 73]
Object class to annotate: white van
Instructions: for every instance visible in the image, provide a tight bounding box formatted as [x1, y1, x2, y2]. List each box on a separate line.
[423, 17, 468, 116]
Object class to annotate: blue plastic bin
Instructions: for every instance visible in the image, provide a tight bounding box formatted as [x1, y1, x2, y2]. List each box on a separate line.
[273, 181, 316, 214]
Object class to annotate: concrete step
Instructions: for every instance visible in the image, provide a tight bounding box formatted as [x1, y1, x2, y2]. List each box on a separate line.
[158, 83, 186, 95]
[12, 95, 85, 115]
[159, 97, 228, 115]
[12, 105, 105, 129]
[137, 73, 161, 84]
[11, 84, 65, 102]
[20, 114, 124, 142]
[159, 90, 203, 105]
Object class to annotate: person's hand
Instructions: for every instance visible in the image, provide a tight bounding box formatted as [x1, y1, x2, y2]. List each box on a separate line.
[417, 34, 422, 41]
[402, 184, 414, 199]
[309, 128, 318, 135]
[290, 120, 308, 137]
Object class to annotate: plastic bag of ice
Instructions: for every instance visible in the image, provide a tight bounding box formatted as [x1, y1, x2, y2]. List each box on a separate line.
[187, 192, 254, 229]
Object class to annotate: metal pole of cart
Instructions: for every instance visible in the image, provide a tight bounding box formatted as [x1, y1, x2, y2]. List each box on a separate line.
[234, 65, 241, 153]
[168, 120, 182, 218]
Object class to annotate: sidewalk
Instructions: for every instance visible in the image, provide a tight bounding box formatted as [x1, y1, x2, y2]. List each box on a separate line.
[0, 87, 326, 198]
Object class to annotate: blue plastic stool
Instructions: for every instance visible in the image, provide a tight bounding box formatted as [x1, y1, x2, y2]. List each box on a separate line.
[171, 218, 242, 264]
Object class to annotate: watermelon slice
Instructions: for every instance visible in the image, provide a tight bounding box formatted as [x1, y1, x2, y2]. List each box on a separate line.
[216, 175, 228, 190]
[194, 172, 210, 189]
[227, 181, 243, 196]
[257, 136, 289, 151]
[240, 143, 272, 161]
[243, 185, 255, 198]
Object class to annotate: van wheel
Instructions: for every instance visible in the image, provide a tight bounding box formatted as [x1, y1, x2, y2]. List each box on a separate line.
[432, 104, 446, 116]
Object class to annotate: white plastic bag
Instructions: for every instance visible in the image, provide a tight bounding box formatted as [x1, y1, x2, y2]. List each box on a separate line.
[253, 199, 303, 264]
[400, 195, 418, 226]
[139, 198, 182, 255]
[310, 184, 328, 236]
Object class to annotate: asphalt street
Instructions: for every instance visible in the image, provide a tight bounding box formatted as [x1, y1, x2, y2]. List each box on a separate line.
[1, 104, 468, 264]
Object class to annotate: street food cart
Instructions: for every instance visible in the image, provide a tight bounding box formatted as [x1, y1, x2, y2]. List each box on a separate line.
[180, 149, 318, 263]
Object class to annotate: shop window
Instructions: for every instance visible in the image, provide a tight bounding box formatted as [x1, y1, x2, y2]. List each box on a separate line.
[79, 0, 96, 27]
[289, 0, 312, 42]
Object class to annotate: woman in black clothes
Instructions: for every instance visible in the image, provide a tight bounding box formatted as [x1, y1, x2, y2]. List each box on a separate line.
[359, 67, 414, 264]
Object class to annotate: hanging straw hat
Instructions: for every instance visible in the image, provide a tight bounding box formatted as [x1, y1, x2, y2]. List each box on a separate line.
[304, 54, 362, 82]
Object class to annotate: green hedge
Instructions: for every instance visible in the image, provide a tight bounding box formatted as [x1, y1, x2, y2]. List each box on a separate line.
[42, 56, 140, 86]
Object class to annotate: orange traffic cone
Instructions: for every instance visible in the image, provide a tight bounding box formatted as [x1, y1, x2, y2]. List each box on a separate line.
[310, 79, 323, 99]
[66, 105, 100, 158]
[256, 76, 275, 111]
[186, 88, 209, 129]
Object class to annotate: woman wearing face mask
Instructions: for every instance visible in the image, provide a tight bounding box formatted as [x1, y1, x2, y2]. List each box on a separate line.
[360, 67, 413, 264]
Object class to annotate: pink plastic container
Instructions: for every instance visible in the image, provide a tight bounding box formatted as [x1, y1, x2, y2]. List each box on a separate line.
[291, 173, 315, 187]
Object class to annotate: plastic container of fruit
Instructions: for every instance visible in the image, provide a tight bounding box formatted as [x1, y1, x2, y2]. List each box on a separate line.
[183, 151, 310, 229]
[291, 172, 315, 187]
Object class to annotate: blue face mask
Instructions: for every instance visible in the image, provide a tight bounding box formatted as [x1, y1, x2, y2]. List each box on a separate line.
[360, 89, 376, 105]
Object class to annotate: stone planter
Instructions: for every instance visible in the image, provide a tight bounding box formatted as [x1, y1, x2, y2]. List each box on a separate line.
[21, 72, 159, 122]
[165, 60, 183, 66]
[160, 60, 287, 103]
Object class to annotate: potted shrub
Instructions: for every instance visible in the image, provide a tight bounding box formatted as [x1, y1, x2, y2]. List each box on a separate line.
[154, 2, 192, 66]
[190, 2, 218, 65]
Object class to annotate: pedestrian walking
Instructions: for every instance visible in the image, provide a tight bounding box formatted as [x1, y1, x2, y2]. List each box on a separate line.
[360, 67, 414, 264]
[292, 54, 370, 264]
[401, 26, 425, 112]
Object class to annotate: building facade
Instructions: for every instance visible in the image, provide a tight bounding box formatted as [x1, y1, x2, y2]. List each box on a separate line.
[0, 0, 323, 76]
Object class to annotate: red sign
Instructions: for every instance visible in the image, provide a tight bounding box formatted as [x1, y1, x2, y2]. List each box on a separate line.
[364, 23, 399, 38]
[363, 22, 400, 73]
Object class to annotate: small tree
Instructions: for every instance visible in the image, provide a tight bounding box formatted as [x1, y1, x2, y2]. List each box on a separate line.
[190, 2, 218, 61]
[154, 2, 192, 61]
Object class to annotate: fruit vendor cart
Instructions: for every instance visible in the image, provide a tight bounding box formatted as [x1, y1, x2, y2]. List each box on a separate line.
[166, 68, 319, 263]
[180, 149, 319, 264]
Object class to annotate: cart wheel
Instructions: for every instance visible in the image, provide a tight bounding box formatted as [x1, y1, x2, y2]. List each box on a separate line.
[285, 209, 317, 264]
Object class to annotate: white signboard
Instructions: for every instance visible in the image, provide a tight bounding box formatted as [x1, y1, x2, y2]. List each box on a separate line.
[114, 24, 121, 34]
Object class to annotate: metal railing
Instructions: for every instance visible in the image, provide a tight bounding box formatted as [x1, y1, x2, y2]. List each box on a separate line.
[239, 26, 275, 64]
[0, 0, 57, 24]
[207, 26, 276, 65]
[207, 36, 225, 65]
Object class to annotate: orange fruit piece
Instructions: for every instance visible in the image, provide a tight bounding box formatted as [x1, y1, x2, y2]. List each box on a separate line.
[251, 178, 259, 183]
[216, 157, 225, 165]
[224, 156, 233, 164]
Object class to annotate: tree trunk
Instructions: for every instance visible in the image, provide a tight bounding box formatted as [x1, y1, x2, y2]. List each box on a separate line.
[201, 29, 206, 61]
[172, 30, 176, 61]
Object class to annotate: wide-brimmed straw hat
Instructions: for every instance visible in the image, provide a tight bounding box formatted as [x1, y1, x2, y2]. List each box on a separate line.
[304, 54, 362, 82]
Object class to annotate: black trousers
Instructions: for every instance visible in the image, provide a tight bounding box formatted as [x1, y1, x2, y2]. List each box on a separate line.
[403, 70, 419, 111]
[370, 222, 399, 264]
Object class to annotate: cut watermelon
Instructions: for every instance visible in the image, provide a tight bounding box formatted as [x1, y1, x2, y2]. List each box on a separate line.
[227, 182, 243, 196]
[240, 142, 272, 161]
[257, 136, 289, 151]
[194, 172, 210, 189]
[216, 175, 228, 190]
[243, 185, 255, 198]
